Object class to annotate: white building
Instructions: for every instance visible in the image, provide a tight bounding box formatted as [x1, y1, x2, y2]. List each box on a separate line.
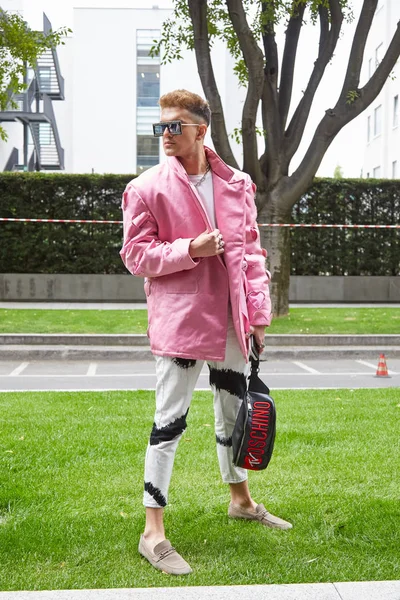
[0, 0, 244, 174]
[1, 0, 397, 178]
[362, 0, 400, 179]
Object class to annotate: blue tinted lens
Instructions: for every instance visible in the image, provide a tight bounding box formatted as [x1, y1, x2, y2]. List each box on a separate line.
[153, 124, 164, 136]
[168, 121, 181, 134]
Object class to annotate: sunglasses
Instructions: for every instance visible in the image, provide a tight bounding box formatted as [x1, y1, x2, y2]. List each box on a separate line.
[152, 120, 200, 137]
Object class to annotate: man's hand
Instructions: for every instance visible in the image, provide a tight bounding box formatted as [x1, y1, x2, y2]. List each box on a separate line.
[189, 229, 225, 258]
[247, 325, 266, 351]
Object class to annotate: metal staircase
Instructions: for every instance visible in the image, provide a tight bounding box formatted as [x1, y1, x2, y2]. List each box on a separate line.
[1, 13, 65, 171]
[36, 13, 65, 101]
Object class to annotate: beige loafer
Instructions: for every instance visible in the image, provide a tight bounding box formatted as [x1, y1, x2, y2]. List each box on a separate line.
[228, 502, 292, 530]
[138, 535, 192, 575]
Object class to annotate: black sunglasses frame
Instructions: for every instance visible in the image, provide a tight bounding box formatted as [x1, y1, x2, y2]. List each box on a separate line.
[152, 120, 183, 137]
[152, 120, 201, 137]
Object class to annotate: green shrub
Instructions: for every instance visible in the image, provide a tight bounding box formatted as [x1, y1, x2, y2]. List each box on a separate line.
[291, 179, 400, 276]
[0, 174, 399, 275]
[0, 173, 133, 274]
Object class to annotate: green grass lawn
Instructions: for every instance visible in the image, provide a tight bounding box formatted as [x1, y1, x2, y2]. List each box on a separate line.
[1, 307, 400, 334]
[0, 388, 399, 590]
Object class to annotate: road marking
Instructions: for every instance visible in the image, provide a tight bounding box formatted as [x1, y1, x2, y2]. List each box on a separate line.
[4, 371, 389, 378]
[356, 359, 397, 375]
[86, 363, 97, 376]
[292, 361, 320, 374]
[9, 362, 29, 376]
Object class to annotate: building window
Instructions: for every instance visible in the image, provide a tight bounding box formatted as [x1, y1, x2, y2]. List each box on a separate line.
[136, 29, 160, 173]
[367, 115, 371, 142]
[393, 161, 398, 179]
[373, 166, 381, 178]
[137, 136, 159, 173]
[368, 58, 373, 79]
[374, 105, 382, 136]
[393, 95, 399, 128]
[375, 43, 383, 69]
[137, 65, 160, 108]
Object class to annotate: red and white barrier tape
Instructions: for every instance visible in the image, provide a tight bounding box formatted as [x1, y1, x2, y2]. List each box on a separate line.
[0, 217, 122, 224]
[258, 223, 400, 229]
[0, 217, 399, 228]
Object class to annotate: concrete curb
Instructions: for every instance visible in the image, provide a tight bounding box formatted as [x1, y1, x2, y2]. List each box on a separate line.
[0, 581, 400, 600]
[1, 334, 400, 347]
[1, 345, 400, 361]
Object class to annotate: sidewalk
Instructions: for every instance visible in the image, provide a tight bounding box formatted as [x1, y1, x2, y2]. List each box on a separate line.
[1, 581, 400, 600]
[1, 302, 399, 309]
[1, 332, 400, 360]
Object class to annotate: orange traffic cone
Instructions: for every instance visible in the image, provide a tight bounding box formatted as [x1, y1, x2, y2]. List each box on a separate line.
[375, 354, 391, 378]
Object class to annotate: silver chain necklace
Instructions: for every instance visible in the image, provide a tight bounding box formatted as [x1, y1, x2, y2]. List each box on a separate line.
[193, 162, 211, 188]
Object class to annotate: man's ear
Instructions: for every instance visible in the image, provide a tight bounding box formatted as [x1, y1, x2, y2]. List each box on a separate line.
[197, 124, 207, 140]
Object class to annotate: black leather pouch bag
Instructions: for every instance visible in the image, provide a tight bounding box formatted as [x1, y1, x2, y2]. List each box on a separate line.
[232, 339, 276, 470]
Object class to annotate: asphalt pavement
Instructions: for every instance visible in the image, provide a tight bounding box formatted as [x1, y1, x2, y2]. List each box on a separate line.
[0, 357, 398, 392]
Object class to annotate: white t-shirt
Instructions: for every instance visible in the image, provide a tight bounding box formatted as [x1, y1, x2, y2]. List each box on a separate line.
[188, 170, 216, 229]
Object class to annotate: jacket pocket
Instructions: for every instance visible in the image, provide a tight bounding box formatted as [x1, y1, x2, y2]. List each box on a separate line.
[162, 270, 199, 294]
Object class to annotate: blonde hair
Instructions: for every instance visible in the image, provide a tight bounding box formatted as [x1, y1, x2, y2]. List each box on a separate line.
[159, 89, 211, 126]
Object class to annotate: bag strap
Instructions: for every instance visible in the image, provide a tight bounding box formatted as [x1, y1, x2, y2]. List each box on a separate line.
[250, 354, 260, 375]
[248, 336, 270, 395]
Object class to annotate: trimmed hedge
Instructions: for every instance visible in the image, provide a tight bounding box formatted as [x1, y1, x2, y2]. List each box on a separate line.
[0, 173, 399, 275]
[291, 179, 400, 276]
[0, 173, 132, 274]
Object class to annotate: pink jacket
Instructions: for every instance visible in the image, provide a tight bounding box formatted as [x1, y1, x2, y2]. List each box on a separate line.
[120, 146, 272, 361]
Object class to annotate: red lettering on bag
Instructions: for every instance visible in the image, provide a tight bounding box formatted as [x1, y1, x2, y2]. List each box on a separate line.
[248, 439, 266, 449]
[244, 453, 262, 469]
[253, 401, 271, 410]
[250, 430, 266, 440]
[252, 422, 268, 431]
[253, 409, 270, 421]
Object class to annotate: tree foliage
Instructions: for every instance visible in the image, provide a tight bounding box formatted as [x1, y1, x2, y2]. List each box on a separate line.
[0, 9, 70, 140]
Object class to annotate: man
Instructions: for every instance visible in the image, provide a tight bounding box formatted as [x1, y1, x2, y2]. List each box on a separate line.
[120, 89, 291, 576]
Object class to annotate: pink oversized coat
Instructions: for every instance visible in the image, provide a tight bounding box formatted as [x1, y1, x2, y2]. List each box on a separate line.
[120, 146, 272, 361]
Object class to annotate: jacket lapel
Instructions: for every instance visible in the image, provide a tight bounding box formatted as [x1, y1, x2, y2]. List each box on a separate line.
[166, 148, 247, 244]
[205, 148, 246, 245]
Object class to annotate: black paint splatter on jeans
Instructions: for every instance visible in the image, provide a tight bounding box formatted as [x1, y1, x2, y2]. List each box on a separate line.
[149, 409, 189, 445]
[144, 481, 167, 507]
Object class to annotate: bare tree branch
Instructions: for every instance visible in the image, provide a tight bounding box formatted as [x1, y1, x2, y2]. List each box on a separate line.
[338, 0, 378, 103]
[188, 0, 239, 169]
[258, 1, 283, 185]
[225, 0, 264, 184]
[278, 1, 306, 132]
[261, 3, 279, 80]
[287, 17, 400, 211]
[349, 18, 400, 111]
[283, 0, 343, 168]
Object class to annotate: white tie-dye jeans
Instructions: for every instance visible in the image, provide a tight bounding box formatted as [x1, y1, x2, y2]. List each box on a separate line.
[144, 314, 250, 508]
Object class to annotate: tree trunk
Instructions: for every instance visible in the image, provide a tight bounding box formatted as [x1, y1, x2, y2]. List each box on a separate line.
[257, 193, 292, 317]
